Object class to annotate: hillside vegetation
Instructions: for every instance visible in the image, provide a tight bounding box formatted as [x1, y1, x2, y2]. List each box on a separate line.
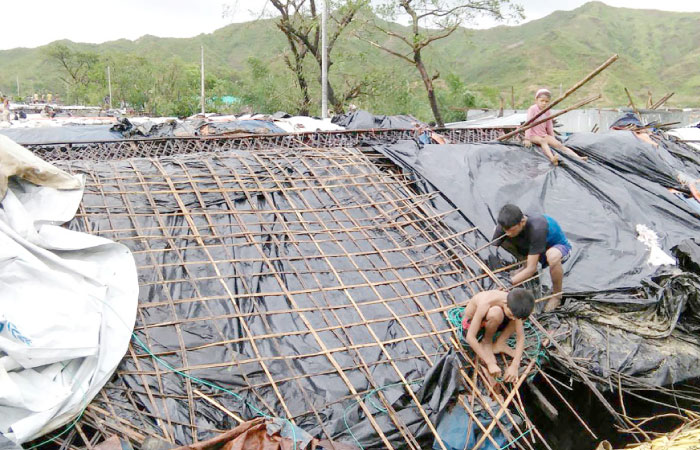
[1, 1, 697, 120]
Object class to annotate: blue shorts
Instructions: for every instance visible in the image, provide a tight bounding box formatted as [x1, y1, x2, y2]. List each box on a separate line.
[539, 244, 571, 268]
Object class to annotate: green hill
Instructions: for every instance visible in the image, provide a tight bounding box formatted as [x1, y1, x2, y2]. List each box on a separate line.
[1, 1, 698, 118]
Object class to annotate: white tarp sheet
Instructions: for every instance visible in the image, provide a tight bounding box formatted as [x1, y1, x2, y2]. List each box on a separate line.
[0, 136, 138, 445]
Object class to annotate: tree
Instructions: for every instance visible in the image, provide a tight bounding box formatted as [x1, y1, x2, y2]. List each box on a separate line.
[267, 0, 369, 114]
[365, 0, 522, 126]
[43, 43, 104, 104]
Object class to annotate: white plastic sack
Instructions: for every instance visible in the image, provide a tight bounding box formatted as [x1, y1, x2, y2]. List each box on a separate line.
[0, 145, 138, 444]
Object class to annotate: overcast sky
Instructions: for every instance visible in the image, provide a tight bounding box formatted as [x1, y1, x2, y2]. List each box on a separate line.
[2, 0, 699, 51]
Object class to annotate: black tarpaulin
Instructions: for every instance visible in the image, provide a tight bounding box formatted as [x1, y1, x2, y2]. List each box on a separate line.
[331, 110, 426, 130]
[373, 132, 699, 295]
[372, 132, 700, 386]
[673, 238, 700, 274]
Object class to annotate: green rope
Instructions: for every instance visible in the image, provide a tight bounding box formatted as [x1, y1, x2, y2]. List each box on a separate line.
[500, 427, 532, 450]
[447, 307, 548, 376]
[24, 299, 298, 450]
[342, 379, 423, 450]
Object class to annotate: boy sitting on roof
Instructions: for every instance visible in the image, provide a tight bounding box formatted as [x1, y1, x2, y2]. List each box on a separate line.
[462, 288, 535, 382]
[524, 88, 587, 165]
[493, 204, 571, 312]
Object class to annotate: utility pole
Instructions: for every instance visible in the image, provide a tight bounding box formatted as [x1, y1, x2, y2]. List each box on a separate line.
[321, 0, 328, 118]
[107, 66, 113, 109]
[200, 46, 205, 115]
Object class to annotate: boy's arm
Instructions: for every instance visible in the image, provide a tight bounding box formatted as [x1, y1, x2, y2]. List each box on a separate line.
[504, 320, 526, 382]
[465, 303, 500, 375]
[511, 254, 539, 286]
[546, 117, 554, 136]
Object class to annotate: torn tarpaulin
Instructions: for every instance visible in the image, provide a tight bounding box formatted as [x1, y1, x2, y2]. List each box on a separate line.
[171, 417, 357, 450]
[539, 267, 700, 386]
[331, 110, 426, 130]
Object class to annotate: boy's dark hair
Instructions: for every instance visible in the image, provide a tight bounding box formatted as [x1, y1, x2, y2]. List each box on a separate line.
[497, 204, 524, 229]
[506, 288, 535, 319]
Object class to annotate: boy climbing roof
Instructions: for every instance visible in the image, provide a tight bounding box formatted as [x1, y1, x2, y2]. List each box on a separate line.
[462, 288, 535, 382]
[493, 204, 571, 312]
[524, 88, 587, 165]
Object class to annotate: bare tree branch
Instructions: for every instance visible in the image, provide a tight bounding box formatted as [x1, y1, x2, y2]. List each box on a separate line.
[365, 0, 523, 126]
[353, 33, 415, 64]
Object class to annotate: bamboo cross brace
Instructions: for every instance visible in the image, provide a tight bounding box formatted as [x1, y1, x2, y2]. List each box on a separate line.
[204, 154, 401, 450]
[239, 151, 444, 450]
[454, 360, 531, 450]
[291, 151, 459, 348]
[127, 158, 277, 417]
[233, 153, 424, 449]
[176, 160, 342, 447]
[471, 358, 538, 450]
[151, 159, 296, 423]
[452, 337, 545, 450]
[241, 155, 446, 450]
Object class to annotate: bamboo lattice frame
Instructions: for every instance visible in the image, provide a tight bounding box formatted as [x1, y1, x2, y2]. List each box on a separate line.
[26, 127, 513, 162]
[38, 142, 545, 450]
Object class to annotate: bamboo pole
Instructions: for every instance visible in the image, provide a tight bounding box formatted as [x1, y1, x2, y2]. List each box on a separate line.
[194, 390, 244, 424]
[521, 54, 618, 128]
[651, 92, 674, 110]
[470, 359, 537, 450]
[537, 370, 598, 439]
[530, 318, 630, 433]
[625, 87, 642, 122]
[498, 94, 601, 141]
[452, 338, 543, 450]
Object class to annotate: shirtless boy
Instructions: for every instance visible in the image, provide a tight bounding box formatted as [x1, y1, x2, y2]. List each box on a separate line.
[462, 288, 535, 382]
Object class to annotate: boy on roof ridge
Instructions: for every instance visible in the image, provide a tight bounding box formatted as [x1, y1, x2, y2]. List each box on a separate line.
[524, 88, 587, 165]
[462, 288, 535, 382]
[493, 204, 571, 312]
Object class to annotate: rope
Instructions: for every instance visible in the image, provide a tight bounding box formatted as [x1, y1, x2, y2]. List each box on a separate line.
[342, 376, 534, 450]
[500, 428, 532, 450]
[342, 379, 423, 450]
[447, 307, 549, 377]
[25, 298, 298, 450]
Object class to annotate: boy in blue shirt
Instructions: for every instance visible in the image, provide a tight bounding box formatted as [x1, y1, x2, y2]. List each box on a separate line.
[492, 204, 571, 312]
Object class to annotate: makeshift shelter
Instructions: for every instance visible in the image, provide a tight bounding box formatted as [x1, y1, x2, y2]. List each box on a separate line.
[7, 126, 699, 450]
[17, 134, 544, 450]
